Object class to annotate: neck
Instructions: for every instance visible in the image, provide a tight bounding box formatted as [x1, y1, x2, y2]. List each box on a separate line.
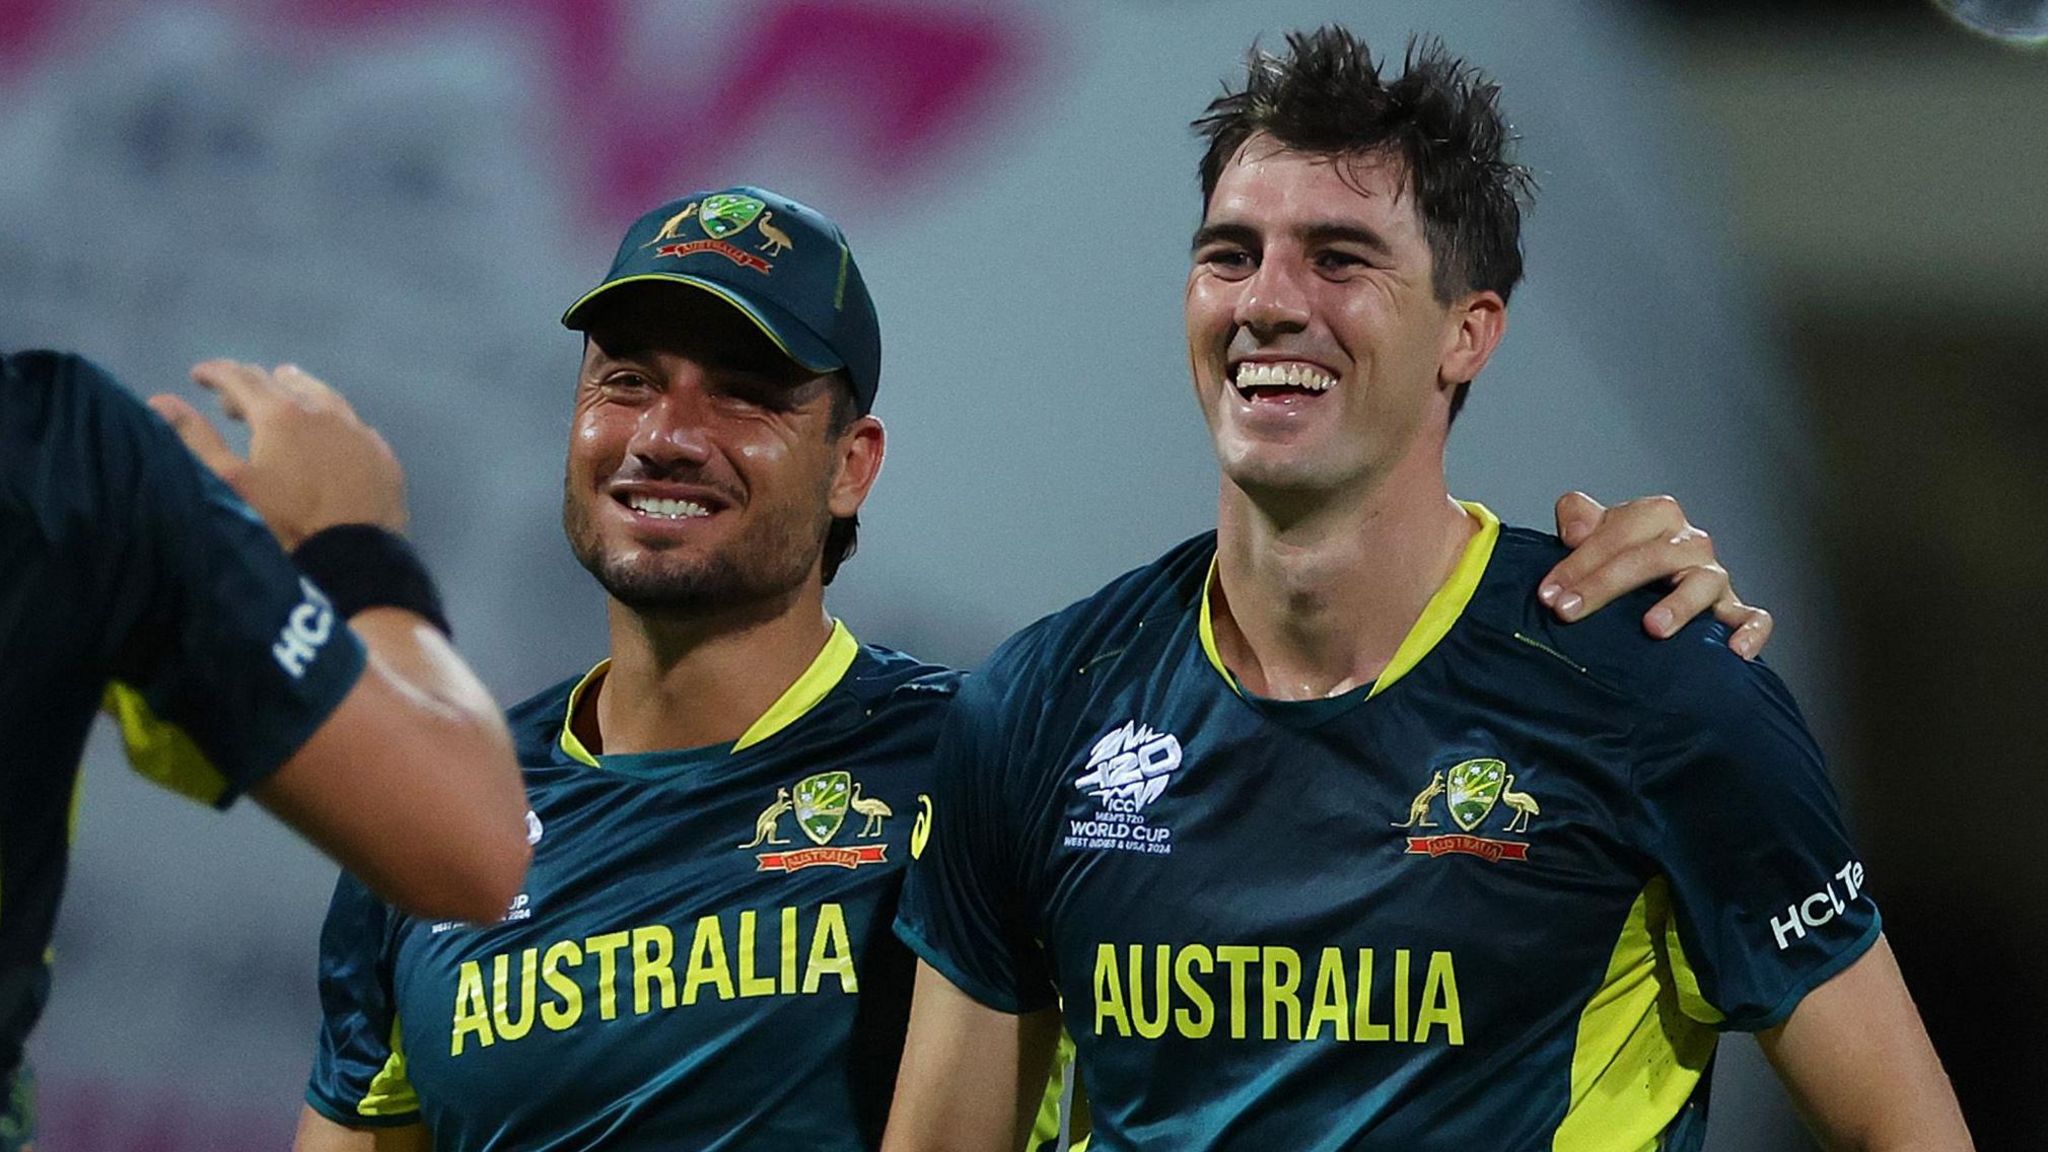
[582, 581, 835, 754]
[1211, 451, 1473, 701]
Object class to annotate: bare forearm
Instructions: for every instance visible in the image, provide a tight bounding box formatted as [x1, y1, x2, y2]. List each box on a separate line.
[255, 608, 529, 923]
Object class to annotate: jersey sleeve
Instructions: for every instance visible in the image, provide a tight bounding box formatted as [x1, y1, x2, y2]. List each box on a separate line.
[305, 872, 421, 1128]
[14, 352, 367, 807]
[1631, 653, 1880, 1031]
[894, 637, 1058, 1014]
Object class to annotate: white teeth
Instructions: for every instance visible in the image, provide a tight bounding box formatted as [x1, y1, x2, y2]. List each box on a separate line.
[627, 495, 710, 519]
[1234, 362, 1335, 392]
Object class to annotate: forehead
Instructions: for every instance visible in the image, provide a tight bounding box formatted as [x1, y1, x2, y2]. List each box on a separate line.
[1203, 137, 1420, 237]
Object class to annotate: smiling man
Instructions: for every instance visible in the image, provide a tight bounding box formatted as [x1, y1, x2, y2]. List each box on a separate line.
[885, 30, 1973, 1152]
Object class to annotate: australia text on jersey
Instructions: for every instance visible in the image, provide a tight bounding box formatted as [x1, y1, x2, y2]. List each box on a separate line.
[1092, 942, 1465, 1046]
[447, 902, 860, 1056]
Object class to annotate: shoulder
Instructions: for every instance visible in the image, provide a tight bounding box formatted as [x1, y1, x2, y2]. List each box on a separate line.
[973, 533, 1213, 697]
[2, 351, 153, 495]
[845, 642, 962, 706]
[1474, 524, 1752, 707]
[1480, 526, 1811, 762]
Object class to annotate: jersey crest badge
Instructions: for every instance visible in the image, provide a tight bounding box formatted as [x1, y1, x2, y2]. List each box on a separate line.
[1395, 758, 1539, 863]
[741, 771, 891, 873]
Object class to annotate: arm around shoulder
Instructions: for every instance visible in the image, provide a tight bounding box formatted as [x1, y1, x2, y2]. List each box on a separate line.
[1759, 934, 1973, 1151]
[255, 606, 528, 924]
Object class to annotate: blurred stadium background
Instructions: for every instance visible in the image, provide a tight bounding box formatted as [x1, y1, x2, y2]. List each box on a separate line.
[2, 0, 2037, 1146]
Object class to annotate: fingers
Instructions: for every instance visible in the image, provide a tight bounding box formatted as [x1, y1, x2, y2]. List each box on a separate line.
[1641, 563, 1731, 638]
[1542, 494, 1702, 618]
[1552, 490, 1607, 549]
[146, 393, 246, 484]
[1716, 601, 1773, 660]
[190, 358, 281, 422]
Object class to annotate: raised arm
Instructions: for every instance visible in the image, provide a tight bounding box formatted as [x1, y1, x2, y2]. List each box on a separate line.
[150, 360, 527, 923]
[884, 961, 1063, 1152]
[1759, 936, 1973, 1151]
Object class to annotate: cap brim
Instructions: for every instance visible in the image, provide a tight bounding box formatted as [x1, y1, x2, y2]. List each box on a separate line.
[560, 274, 842, 376]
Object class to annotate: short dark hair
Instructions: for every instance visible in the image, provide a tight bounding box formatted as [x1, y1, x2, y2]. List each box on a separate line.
[820, 375, 860, 585]
[1193, 29, 1535, 420]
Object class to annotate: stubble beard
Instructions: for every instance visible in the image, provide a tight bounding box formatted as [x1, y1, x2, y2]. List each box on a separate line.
[562, 488, 826, 618]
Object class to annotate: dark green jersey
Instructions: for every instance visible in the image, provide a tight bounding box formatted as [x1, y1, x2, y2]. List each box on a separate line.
[0, 351, 366, 1101]
[307, 625, 959, 1150]
[897, 504, 1878, 1151]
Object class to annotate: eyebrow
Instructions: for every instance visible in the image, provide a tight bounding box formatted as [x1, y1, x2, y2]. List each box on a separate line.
[1191, 219, 1396, 258]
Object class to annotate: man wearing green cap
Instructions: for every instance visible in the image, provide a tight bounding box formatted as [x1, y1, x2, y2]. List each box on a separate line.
[288, 184, 1772, 1151]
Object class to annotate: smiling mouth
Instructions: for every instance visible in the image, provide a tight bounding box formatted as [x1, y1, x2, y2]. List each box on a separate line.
[619, 493, 712, 520]
[1231, 361, 1337, 401]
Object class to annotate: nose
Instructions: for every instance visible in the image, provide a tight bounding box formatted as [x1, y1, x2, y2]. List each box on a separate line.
[1234, 252, 1312, 338]
[625, 377, 715, 474]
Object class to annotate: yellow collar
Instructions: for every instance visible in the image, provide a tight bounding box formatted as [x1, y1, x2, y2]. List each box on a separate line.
[1198, 501, 1501, 701]
[558, 619, 862, 766]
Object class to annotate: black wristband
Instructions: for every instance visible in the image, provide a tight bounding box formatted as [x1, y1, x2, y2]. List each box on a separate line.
[291, 524, 452, 637]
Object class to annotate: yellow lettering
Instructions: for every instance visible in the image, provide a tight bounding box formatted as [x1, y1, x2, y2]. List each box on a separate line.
[541, 940, 583, 1031]
[1306, 946, 1350, 1042]
[780, 906, 799, 994]
[1394, 948, 1411, 1043]
[1355, 948, 1389, 1042]
[803, 903, 858, 994]
[1262, 947, 1303, 1041]
[451, 960, 494, 1056]
[683, 915, 735, 1005]
[491, 949, 539, 1041]
[1217, 945, 1259, 1040]
[633, 925, 677, 1013]
[1173, 944, 1214, 1038]
[1415, 951, 1464, 1046]
[1093, 943, 1130, 1037]
[1129, 945, 1172, 1040]
[585, 930, 630, 1021]
[738, 911, 776, 998]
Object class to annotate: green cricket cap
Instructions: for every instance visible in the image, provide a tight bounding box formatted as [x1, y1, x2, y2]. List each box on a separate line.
[561, 186, 881, 412]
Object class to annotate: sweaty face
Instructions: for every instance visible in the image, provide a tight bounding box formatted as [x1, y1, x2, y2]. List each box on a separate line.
[562, 285, 844, 616]
[1186, 138, 1461, 503]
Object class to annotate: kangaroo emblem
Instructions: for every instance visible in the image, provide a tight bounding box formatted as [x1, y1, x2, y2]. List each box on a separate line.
[738, 787, 794, 848]
[1392, 771, 1445, 829]
[643, 201, 699, 247]
[849, 782, 893, 838]
[755, 209, 794, 256]
[1500, 774, 1540, 833]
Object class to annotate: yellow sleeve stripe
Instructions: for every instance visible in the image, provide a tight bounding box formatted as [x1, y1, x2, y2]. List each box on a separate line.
[102, 681, 231, 806]
[358, 1017, 420, 1117]
[1553, 877, 1717, 1151]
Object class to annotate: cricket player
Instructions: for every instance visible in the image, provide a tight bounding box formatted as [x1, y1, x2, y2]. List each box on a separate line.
[886, 30, 1972, 1152]
[1, 351, 532, 1151]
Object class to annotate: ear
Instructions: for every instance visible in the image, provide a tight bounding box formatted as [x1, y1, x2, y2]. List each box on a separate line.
[1437, 290, 1507, 393]
[828, 414, 886, 519]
